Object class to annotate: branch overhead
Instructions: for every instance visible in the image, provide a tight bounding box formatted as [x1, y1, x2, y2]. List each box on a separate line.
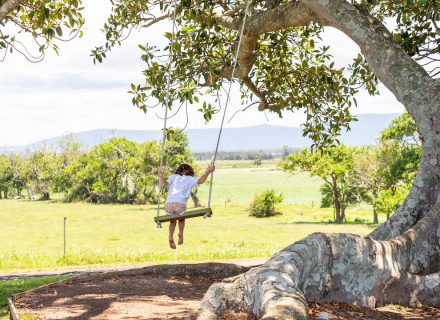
[0, 0, 20, 21]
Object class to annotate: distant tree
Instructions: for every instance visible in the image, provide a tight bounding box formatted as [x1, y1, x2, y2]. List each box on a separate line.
[280, 146, 360, 223]
[0, 155, 11, 199]
[352, 146, 393, 224]
[60, 132, 197, 204]
[254, 155, 262, 167]
[162, 128, 197, 171]
[373, 113, 421, 220]
[376, 185, 411, 221]
[28, 146, 57, 200]
[64, 137, 139, 203]
[52, 134, 84, 195]
[380, 112, 420, 147]
[7, 154, 30, 198]
[282, 146, 290, 159]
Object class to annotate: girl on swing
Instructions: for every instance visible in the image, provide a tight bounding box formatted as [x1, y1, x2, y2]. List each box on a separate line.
[158, 164, 215, 249]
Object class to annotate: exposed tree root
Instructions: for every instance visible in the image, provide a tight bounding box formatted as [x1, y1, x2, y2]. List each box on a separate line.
[197, 198, 440, 319]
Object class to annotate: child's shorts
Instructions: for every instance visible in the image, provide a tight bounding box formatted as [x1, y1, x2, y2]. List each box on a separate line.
[164, 202, 187, 215]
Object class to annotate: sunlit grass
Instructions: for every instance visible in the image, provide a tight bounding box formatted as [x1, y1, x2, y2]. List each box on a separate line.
[0, 161, 383, 274]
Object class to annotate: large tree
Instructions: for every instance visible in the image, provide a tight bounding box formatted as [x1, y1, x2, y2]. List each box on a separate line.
[80, 0, 440, 318]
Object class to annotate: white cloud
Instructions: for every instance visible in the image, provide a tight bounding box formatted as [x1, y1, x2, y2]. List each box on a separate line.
[0, 0, 404, 146]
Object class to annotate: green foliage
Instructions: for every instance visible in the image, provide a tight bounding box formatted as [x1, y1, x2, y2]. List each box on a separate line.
[361, 112, 421, 219]
[61, 137, 153, 203]
[376, 185, 411, 218]
[378, 112, 421, 197]
[319, 183, 360, 209]
[279, 146, 360, 222]
[248, 189, 283, 218]
[253, 156, 262, 166]
[380, 112, 419, 146]
[360, 0, 439, 69]
[0, 0, 84, 62]
[91, 0, 406, 148]
[0, 132, 196, 204]
[28, 147, 59, 200]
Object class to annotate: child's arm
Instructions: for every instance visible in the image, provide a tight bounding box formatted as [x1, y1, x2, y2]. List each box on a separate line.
[158, 168, 169, 187]
[197, 165, 215, 184]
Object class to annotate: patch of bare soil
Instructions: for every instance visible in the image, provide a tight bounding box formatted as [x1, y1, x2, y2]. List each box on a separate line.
[13, 264, 440, 320]
[15, 274, 218, 320]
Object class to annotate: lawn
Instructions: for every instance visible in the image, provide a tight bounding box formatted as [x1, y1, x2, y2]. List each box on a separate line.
[0, 161, 382, 274]
[197, 161, 322, 205]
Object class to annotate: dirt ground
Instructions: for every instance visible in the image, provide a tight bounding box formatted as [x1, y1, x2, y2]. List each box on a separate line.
[12, 263, 440, 320]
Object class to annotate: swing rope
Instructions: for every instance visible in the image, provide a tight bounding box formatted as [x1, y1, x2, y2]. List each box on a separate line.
[156, 0, 252, 220]
[207, 0, 252, 208]
[156, 0, 178, 222]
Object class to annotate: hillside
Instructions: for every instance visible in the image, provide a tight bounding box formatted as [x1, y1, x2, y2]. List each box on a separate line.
[0, 113, 399, 153]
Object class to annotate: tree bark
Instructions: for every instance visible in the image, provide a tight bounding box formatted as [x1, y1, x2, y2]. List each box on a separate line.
[333, 198, 341, 223]
[41, 192, 50, 201]
[198, 195, 440, 319]
[373, 204, 378, 225]
[0, 0, 20, 21]
[302, 0, 440, 240]
[191, 189, 201, 208]
[197, 0, 440, 318]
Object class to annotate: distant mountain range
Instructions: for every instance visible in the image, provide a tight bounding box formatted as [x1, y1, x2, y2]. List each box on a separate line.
[0, 113, 400, 154]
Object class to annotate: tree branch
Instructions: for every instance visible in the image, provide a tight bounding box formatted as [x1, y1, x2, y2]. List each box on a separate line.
[0, 0, 20, 21]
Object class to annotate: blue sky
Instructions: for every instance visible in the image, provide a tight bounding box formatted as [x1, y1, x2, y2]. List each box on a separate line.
[0, 0, 404, 146]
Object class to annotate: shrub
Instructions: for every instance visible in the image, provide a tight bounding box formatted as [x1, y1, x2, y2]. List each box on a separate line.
[248, 189, 283, 218]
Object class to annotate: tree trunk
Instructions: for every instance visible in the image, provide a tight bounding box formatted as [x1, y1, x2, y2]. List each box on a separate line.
[198, 195, 440, 319]
[25, 185, 31, 200]
[341, 205, 346, 223]
[197, 0, 440, 318]
[333, 194, 342, 223]
[373, 204, 378, 225]
[191, 189, 201, 208]
[333, 200, 341, 223]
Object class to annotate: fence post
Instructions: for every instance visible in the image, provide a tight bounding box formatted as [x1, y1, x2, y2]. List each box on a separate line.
[63, 217, 67, 257]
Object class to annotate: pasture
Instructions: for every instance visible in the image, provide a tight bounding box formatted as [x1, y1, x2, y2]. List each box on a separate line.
[0, 161, 382, 274]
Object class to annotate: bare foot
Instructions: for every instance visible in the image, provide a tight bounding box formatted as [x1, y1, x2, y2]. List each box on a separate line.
[178, 233, 184, 245]
[169, 238, 176, 249]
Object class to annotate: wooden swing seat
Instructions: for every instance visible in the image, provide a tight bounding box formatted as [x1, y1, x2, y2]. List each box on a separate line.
[154, 207, 212, 224]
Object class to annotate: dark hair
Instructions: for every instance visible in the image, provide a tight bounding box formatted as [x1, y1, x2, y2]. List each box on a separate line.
[175, 163, 195, 176]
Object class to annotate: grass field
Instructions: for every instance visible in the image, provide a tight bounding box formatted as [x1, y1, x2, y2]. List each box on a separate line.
[197, 160, 322, 205]
[0, 161, 383, 274]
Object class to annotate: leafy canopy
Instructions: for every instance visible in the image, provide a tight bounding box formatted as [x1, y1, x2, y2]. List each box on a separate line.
[92, 0, 438, 148]
[0, 0, 84, 62]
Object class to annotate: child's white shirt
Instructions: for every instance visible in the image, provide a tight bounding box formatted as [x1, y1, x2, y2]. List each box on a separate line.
[165, 174, 199, 204]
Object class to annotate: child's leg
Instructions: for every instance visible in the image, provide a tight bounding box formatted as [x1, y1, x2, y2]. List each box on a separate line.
[169, 220, 177, 249]
[178, 219, 185, 245]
